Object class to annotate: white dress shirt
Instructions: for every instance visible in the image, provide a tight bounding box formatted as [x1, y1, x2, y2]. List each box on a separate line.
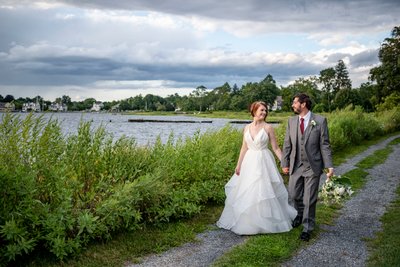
[299, 111, 311, 130]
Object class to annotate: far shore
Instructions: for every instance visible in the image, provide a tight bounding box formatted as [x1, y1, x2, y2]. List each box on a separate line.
[1, 110, 288, 124]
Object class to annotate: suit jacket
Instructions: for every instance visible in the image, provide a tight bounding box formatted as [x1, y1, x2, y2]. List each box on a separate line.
[281, 112, 333, 176]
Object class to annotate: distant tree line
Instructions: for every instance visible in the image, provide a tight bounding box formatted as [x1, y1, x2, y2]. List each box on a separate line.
[1, 26, 399, 113]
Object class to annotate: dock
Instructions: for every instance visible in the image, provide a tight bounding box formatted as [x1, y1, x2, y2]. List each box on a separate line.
[128, 119, 212, 123]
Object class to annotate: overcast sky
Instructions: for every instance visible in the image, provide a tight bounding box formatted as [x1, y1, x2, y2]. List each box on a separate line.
[0, 0, 399, 102]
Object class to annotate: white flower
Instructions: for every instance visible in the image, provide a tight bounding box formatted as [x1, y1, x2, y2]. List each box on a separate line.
[318, 175, 353, 205]
[347, 189, 354, 196]
[311, 120, 317, 126]
[334, 186, 346, 196]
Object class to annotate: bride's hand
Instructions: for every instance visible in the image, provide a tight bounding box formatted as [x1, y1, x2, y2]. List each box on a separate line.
[235, 166, 241, 175]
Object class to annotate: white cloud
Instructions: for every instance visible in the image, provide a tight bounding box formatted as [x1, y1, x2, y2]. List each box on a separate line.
[0, 0, 398, 101]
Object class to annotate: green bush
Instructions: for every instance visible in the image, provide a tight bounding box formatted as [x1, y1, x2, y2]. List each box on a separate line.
[327, 106, 383, 151]
[377, 106, 400, 133]
[1, 107, 398, 264]
[0, 114, 241, 264]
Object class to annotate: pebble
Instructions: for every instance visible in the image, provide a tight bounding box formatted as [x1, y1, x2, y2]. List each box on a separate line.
[129, 134, 400, 267]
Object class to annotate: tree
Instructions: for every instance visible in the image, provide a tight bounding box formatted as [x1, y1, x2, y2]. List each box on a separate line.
[143, 94, 166, 111]
[356, 82, 377, 112]
[119, 100, 131, 111]
[231, 83, 240, 96]
[281, 77, 321, 112]
[210, 82, 231, 110]
[131, 95, 145, 110]
[192, 85, 208, 112]
[62, 95, 72, 108]
[370, 26, 400, 102]
[334, 59, 352, 93]
[242, 74, 280, 108]
[165, 93, 182, 111]
[178, 95, 197, 111]
[319, 68, 336, 111]
[83, 98, 96, 110]
[334, 88, 361, 110]
[4, 95, 14, 102]
[229, 94, 246, 111]
[376, 92, 400, 111]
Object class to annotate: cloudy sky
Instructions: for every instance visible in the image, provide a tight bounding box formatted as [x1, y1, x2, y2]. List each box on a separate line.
[0, 0, 399, 102]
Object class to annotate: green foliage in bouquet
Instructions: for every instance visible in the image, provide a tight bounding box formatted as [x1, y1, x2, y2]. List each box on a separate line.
[319, 175, 354, 205]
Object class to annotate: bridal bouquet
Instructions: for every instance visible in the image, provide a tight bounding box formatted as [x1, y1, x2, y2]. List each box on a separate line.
[319, 175, 354, 205]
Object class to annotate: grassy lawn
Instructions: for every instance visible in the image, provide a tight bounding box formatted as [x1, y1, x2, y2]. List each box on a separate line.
[366, 137, 400, 267]
[367, 186, 400, 267]
[19, 206, 223, 267]
[17, 133, 400, 267]
[213, 137, 399, 267]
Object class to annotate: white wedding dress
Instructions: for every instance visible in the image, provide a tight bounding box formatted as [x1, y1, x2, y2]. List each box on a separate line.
[216, 128, 297, 235]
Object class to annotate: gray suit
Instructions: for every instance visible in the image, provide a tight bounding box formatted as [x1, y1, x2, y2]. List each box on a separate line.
[281, 112, 333, 232]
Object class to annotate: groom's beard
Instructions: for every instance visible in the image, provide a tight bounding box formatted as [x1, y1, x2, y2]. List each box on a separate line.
[292, 108, 300, 114]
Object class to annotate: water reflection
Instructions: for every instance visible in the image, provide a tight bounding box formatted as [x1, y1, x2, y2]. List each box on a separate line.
[1, 113, 246, 146]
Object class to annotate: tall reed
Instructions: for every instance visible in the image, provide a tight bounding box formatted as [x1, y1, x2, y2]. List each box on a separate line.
[0, 113, 241, 264]
[1, 107, 398, 265]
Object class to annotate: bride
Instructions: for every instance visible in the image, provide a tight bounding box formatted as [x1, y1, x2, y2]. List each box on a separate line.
[216, 101, 297, 235]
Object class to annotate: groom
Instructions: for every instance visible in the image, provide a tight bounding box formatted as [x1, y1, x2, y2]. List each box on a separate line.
[281, 93, 334, 241]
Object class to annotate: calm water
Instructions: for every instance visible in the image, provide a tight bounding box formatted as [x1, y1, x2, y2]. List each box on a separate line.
[1, 112, 246, 146]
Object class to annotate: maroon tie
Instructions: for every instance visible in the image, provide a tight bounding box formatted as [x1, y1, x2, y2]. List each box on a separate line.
[300, 118, 304, 134]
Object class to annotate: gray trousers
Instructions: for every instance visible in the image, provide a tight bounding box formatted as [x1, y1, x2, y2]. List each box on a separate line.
[288, 165, 320, 232]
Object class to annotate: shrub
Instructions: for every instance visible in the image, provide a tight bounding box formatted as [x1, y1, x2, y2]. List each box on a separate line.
[377, 107, 400, 133]
[0, 114, 242, 264]
[327, 107, 382, 151]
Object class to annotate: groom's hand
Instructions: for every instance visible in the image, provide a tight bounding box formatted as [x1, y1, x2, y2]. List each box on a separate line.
[326, 168, 334, 180]
[282, 167, 289, 175]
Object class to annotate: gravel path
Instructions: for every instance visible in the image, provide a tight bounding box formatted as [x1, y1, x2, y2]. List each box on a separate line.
[129, 134, 400, 267]
[283, 135, 400, 267]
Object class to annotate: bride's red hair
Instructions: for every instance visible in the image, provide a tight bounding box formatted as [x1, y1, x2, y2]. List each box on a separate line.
[249, 101, 268, 119]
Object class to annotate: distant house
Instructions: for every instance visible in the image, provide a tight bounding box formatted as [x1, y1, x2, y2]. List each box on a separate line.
[22, 102, 41, 112]
[271, 96, 283, 111]
[0, 102, 15, 112]
[91, 101, 104, 112]
[49, 102, 68, 112]
[110, 103, 120, 112]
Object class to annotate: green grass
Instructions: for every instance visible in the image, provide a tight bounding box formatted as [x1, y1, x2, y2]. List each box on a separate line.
[18, 134, 400, 267]
[20, 206, 223, 267]
[366, 137, 400, 267]
[212, 136, 399, 267]
[356, 147, 394, 169]
[6, 109, 399, 267]
[367, 186, 400, 267]
[332, 132, 400, 167]
[213, 231, 300, 267]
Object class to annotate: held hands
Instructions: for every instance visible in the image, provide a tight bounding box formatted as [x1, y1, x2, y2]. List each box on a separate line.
[281, 167, 333, 178]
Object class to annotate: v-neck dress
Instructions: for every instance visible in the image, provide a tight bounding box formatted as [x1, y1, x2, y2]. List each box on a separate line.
[216, 128, 297, 235]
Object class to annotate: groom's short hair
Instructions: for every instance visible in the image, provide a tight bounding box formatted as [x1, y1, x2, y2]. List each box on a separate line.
[294, 93, 312, 110]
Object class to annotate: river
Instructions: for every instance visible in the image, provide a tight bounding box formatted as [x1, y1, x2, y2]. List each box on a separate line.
[1, 112, 247, 146]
